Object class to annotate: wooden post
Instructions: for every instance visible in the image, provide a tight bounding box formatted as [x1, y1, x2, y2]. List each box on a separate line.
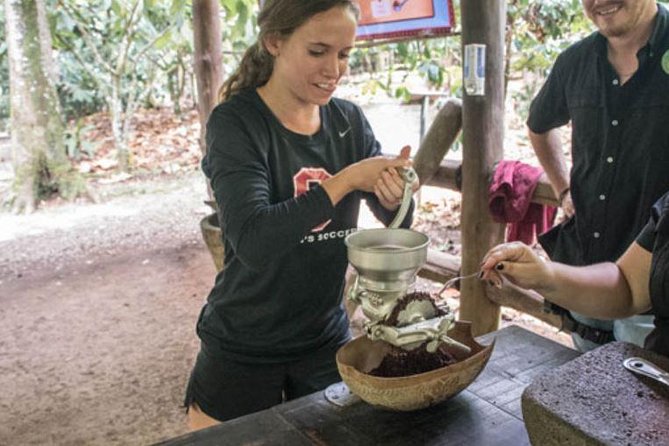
[192, 0, 223, 158]
[459, 0, 506, 335]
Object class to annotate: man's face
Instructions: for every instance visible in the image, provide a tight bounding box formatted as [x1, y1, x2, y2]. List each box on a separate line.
[582, 0, 656, 37]
[268, 6, 357, 107]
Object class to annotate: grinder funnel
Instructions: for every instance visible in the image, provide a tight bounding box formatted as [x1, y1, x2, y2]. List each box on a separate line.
[345, 166, 427, 286]
[345, 228, 428, 287]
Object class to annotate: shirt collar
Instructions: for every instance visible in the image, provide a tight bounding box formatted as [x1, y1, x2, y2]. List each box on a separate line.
[648, 2, 669, 54]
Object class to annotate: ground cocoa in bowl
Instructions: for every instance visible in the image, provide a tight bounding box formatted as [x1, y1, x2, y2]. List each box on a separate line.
[369, 343, 457, 377]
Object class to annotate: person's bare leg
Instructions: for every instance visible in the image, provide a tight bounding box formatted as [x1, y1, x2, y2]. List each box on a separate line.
[187, 403, 220, 431]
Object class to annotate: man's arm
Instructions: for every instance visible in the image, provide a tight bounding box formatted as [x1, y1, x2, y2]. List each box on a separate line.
[529, 127, 574, 216]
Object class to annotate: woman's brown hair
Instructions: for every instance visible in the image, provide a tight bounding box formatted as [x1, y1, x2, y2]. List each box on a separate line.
[217, 0, 359, 102]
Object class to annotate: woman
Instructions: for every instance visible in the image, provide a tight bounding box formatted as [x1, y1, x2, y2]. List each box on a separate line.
[480, 191, 669, 358]
[185, 0, 419, 429]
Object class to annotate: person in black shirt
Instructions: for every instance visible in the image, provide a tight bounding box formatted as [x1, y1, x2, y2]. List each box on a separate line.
[184, 0, 419, 429]
[527, 0, 669, 351]
[480, 190, 669, 359]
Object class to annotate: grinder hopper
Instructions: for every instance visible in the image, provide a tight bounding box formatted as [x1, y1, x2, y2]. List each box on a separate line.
[345, 228, 429, 322]
[345, 166, 428, 323]
[345, 167, 465, 353]
[346, 166, 426, 287]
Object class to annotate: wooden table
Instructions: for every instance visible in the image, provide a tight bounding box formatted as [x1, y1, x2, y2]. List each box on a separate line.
[159, 326, 579, 446]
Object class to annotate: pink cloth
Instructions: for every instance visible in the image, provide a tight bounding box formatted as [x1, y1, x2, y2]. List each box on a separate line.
[488, 160, 557, 245]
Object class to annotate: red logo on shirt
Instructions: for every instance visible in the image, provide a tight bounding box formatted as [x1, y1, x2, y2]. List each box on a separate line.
[293, 167, 332, 232]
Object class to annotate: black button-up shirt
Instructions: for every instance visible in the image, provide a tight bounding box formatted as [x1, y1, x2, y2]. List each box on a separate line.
[529, 4, 669, 265]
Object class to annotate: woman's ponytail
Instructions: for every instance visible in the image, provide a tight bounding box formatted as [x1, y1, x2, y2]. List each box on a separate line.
[218, 42, 274, 103]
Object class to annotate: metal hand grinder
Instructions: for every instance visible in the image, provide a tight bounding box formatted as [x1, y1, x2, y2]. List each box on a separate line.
[345, 167, 470, 353]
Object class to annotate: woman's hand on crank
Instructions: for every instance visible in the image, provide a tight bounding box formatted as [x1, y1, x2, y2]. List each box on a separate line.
[374, 146, 420, 210]
[345, 150, 411, 193]
[480, 241, 554, 290]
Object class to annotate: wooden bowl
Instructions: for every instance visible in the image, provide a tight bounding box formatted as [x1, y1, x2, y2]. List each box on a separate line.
[336, 321, 494, 411]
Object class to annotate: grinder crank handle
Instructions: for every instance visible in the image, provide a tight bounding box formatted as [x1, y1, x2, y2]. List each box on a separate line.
[388, 166, 418, 229]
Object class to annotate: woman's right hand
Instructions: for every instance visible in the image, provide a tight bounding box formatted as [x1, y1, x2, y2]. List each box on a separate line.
[480, 242, 555, 291]
[321, 154, 411, 206]
[344, 155, 411, 193]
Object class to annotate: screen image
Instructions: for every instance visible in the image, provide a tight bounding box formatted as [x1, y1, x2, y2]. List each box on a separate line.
[354, 0, 454, 41]
[258, 0, 454, 42]
[358, 0, 435, 26]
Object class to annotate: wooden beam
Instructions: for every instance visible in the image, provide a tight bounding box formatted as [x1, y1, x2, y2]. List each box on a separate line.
[419, 249, 461, 283]
[531, 178, 560, 206]
[486, 285, 562, 329]
[413, 98, 462, 185]
[459, 0, 507, 336]
[423, 160, 461, 190]
[418, 249, 562, 330]
[424, 162, 559, 206]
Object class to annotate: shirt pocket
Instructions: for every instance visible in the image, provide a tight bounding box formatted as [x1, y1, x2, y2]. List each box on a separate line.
[630, 77, 669, 146]
[566, 87, 602, 109]
[566, 88, 603, 158]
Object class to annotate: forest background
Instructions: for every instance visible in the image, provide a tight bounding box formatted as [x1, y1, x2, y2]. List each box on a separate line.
[0, 0, 595, 212]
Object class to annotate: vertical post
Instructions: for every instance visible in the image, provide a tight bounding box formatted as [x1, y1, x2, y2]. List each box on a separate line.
[192, 0, 223, 158]
[459, 0, 506, 335]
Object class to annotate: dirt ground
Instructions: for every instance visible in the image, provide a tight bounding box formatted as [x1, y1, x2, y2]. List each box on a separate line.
[0, 99, 572, 445]
[0, 173, 213, 445]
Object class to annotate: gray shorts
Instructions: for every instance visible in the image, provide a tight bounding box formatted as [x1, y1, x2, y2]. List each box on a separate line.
[184, 336, 348, 422]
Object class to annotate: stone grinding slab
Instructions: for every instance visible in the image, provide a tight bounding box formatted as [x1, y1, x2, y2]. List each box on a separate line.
[522, 342, 669, 446]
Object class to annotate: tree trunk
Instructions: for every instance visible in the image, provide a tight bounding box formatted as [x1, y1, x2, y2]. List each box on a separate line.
[192, 0, 223, 158]
[459, 0, 507, 336]
[110, 78, 129, 172]
[5, 0, 72, 212]
[503, 0, 517, 100]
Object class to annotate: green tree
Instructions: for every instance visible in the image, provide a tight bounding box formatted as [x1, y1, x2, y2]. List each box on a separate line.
[505, 0, 591, 100]
[5, 0, 82, 212]
[53, 0, 185, 172]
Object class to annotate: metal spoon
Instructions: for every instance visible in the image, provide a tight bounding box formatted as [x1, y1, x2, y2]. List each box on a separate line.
[623, 357, 669, 387]
[436, 271, 481, 296]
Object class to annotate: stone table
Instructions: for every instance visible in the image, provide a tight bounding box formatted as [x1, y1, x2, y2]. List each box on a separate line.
[523, 341, 669, 446]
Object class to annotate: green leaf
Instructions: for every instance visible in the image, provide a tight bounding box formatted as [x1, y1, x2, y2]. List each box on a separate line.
[170, 0, 188, 17]
[153, 29, 173, 50]
[110, 0, 124, 17]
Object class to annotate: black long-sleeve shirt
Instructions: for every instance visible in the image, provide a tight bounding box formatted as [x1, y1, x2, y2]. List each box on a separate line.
[198, 89, 413, 362]
[636, 191, 669, 357]
[529, 4, 669, 266]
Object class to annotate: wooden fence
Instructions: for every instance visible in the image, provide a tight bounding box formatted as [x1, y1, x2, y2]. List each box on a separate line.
[413, 98, 563, 335]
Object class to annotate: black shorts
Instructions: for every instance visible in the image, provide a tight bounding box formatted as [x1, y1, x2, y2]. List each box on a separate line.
[184, 336, 348, 422]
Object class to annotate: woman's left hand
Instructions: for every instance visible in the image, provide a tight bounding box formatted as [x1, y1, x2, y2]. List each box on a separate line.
[480, 241, 554, 290]
[375, 146, 420, 210]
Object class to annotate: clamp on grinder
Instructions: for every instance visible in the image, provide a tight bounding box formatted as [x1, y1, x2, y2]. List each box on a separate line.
[344, 167, 470, 354]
